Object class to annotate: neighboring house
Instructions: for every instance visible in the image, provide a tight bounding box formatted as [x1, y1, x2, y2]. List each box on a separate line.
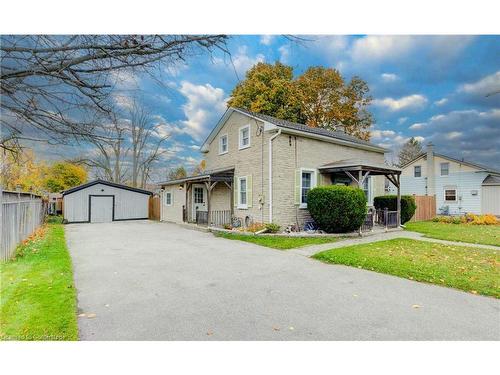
[399, 143, 500, 216]
[48, 192, 63, 215]
[62, 180, 152, 223]
[159, 107, 402, 229]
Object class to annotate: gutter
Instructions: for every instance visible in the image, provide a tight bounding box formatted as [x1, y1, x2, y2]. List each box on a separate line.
[268, 129, 282, 223]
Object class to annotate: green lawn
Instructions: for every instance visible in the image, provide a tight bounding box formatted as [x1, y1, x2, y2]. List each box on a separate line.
[313, 238, 500, 298]
[215, 232, 339, 250]
[405, 221, 500, 246]
[0, 219, 78, 340]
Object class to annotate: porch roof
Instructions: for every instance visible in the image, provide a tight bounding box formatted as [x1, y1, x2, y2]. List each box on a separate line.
[156, 167, 235, 186]
[319, 158, 401, 175]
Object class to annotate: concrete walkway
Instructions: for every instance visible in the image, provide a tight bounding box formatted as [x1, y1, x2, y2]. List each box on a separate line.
[290, 230, 500, 257]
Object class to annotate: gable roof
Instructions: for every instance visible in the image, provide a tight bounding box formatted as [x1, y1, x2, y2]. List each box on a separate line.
[401, 152, 500, 175]
[62, 179, 153, 196]
[200, 107, 386, 153]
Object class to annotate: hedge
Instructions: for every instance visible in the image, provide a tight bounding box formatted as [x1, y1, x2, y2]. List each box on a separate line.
[373, 195, 417, 224]
[307, 185, 367, 233]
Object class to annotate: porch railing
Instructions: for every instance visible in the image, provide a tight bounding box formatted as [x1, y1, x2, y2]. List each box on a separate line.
[360, 211, 374, 232]
[210, 210, 232, 227]
[195, 210, 208, 226]
[375, 208, 399, 229]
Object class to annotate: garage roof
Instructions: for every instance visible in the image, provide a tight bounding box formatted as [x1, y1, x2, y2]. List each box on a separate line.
[62, 179, 153, 196]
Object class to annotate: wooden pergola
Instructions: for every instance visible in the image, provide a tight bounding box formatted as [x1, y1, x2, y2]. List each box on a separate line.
[319, 159, 403, 226]
[160, 167, 234, 224]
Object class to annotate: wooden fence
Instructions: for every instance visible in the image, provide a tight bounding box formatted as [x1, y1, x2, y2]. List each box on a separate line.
[410, 195, 436, 222]
[149, 195, 160, 221]
[1, 197, 46, 261]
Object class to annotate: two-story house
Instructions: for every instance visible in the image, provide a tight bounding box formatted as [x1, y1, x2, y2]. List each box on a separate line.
[400, 143, 500, 216]
[158, 107, 402, 229]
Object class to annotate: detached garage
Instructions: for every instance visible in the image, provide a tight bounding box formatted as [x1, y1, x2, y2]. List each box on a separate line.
[482, 175, 500, 216]
[62, 180, 152, 223]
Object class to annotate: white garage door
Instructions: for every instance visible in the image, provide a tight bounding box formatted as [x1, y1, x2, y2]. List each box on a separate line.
[90, 196, 114, 223]
[481, 185, 500, 215]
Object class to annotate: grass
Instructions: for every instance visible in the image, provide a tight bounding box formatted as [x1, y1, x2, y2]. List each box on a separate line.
[313, 238, 500, 298]
[0, 217, 78, 340]
[405, 221, 500, 246]
[215, 232, 339, 250]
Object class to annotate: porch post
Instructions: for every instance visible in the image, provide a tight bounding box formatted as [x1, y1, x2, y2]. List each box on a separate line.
[396, 173, 401, 227]
[358, 170, 363, 188]
[205, 181, 211, 227]
[184, 182, 190, 222]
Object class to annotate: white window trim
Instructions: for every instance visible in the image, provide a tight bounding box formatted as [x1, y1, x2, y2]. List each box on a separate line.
[238, 124, 251, 150]
[237, 176, 248, 209]
[444, 188, 457, 202]
[165, 191, 172, 206]
[414, 165, 422, 178]
[219, 134, 228, 155]
[440, 162, 450, 176]
[299, 168, 317, 209]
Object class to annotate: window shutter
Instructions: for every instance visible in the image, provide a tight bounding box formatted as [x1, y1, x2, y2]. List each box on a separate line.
[294, 169, 301, 205]
[247, 175, 253, 208]
[233, 176, 238, 207]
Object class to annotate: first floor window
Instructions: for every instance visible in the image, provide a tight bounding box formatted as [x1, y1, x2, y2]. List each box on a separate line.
[444, 189, 457, 201]
[165, 192, 172, 206]
[301, 171, 312, 204]
[239, 177, 247, 206]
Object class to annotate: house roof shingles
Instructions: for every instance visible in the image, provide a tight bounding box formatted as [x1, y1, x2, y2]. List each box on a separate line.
[233, 107, 384, 151]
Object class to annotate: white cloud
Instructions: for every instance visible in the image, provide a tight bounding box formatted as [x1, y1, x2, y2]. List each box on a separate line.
[351, 36, 416, 61]
[458, 71, 500, 96]
[109, 70, 140, 89]
[414, 136, 425, 143]
[373, 94, 428, 112]
[278, 45, 290, 63]
[409, 122, 426, 130]
[112, 93, 134, 109]
[371, 129, 396, 139]
[446, 131, 463, 140]
[381, 73, 398, 82]
[260, 35, 274, 46]
[178, 81, 227, 141]
[398, 117, 408, 125]
[434, 98, 448, 106]
[232, 46, 265, 77]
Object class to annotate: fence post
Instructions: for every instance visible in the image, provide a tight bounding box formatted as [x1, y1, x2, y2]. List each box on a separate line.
[384, 207, 388, 231]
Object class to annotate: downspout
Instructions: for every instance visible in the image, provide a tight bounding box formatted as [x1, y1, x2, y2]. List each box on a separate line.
[268, 129, 282, 223]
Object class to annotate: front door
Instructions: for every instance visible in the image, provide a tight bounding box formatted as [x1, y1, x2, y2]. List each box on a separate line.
[192, 184, 207, 214]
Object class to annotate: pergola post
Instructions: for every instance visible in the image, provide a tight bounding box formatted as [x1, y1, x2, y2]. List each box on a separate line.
[396, 174, 401, 227]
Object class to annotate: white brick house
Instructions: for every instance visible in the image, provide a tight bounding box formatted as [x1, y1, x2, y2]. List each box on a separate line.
[158, 107, 402, 229]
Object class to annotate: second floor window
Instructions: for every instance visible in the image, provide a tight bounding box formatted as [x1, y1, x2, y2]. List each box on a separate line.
[440, 162, 449, 176]
[239, 125, 250, 149]
[414, 165, 421, 177]
[219, 134, 228, 154]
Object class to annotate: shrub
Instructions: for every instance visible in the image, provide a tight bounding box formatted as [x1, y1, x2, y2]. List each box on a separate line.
[373, 195, 417, 224]
[265, 223, 281, 233]
[307, 185, 367, 233]
[430, 214, 498, 225]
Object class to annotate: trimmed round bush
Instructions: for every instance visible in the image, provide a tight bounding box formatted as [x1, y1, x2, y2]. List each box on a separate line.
[307, 186, 367, 233]
[373, 195, 416, 224]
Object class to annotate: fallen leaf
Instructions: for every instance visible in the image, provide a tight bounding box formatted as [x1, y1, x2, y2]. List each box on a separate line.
[207, 330, 214, 336]
[353, 294, 358, 298]
[78, 313, 86, 317]
[272, 326, 280, 331]
[104, 304, 110, 308]
[412, 304, 421, 309]
[86, 313, 97, 318]
[289, 327, 294, 331]
[470, 290, 478, 294]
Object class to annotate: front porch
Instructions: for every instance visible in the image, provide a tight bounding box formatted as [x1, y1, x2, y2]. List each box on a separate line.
[319, 159, 402, 230]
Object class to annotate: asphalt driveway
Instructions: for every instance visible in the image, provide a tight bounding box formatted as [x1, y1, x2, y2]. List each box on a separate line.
[65, 221, 500, 340]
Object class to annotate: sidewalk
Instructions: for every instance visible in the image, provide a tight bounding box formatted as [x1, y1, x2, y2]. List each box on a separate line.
[290, 230, 500, 257]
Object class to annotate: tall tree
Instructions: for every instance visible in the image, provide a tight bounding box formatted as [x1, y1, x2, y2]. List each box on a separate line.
[398, 137, 423, 166]
[168, 166, 187, 180]
[228, 63, 373, 140]
[44, 162, 87, 192]
[192, 160, 206, 176]
[1, 148, 48, 193]
[227, 62, 302, 122]
[0, 35, 227, 152]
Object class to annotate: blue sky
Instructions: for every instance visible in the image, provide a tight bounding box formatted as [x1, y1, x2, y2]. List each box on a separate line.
[37, 35, 500, 177]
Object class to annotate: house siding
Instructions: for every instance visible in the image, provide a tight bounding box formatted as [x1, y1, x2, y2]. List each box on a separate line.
[399, 152, 493, 215]
[160, 185, 185, 223]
